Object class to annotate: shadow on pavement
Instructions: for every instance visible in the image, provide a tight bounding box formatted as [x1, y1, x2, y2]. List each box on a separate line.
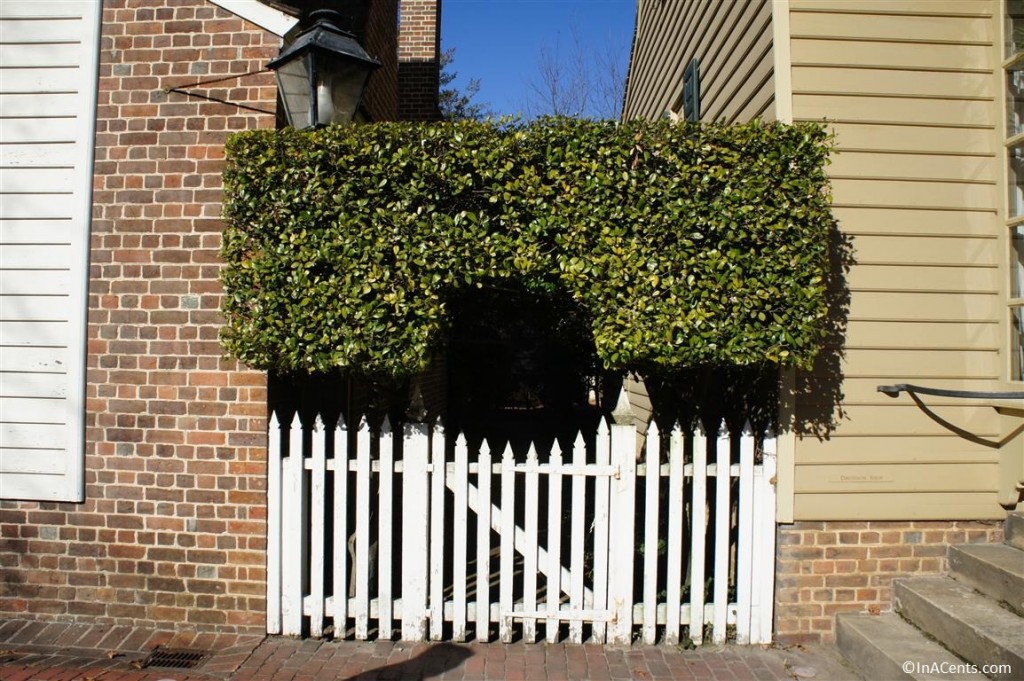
[342, 642, 473, 680]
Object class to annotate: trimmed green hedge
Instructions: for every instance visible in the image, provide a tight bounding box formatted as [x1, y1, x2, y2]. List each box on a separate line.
[221, 118, 833, 377]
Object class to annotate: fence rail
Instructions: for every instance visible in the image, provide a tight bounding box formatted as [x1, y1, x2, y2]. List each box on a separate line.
[267, 394, 777, 645]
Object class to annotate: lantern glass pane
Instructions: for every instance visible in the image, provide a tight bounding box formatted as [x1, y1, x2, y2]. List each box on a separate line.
[315, 52, 370, 125]
[275, 54, 313, 130]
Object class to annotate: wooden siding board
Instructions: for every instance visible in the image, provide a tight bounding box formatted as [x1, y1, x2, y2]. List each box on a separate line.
[842, 321, 1001, 351]
[791, 39, 992, 71]
[790, 10, 994, 43]
[0, 372, 68, 399]
[793, 67, 994, 98]
[847, 291, 1000, 322]
[795, 462, 998, 494]
[829, 151, 996, 183]
[838, 349, 1000, 379]
[792, 435, 1002, 463]
[0, 219, 75, 244]
[788, 0, 993, 18]
[794, 94, 996, 126]
[851, 235, 998, 266]
[0, 271, 73, 296]
[846, 265, 1000, 292]
[794, 493, 1003, 521]
[1, 321, 72, 346]
[0, 450, 66, 475]
[832, 207, 997, 235]
[794, 404, 1001, 437]
[824, 122, 998, 156]
[813, 377, 1006, 405]
[830, 177, 997, 211]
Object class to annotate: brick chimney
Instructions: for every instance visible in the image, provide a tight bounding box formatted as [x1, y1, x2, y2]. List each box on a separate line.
[398, 0, 441, 120]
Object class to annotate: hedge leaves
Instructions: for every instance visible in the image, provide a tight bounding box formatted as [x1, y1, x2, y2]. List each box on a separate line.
[221, 118, 833, 377]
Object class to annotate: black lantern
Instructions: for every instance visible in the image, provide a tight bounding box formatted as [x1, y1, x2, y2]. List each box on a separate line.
[267, 9, 380, 128]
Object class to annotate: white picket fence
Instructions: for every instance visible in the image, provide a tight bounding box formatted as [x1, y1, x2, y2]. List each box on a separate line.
[266, 397, 777, 645]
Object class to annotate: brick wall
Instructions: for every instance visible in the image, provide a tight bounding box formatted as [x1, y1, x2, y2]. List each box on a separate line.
[0, 0, 279, 633]
[398, 0, 441, 120]
[774, 520, 1005, 643]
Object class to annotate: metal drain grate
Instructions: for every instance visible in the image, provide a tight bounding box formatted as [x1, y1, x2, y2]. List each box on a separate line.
[141, 646, 210, 669]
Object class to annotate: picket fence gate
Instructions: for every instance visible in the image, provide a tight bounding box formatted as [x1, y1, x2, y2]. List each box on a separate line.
[266, 392, 777, 646]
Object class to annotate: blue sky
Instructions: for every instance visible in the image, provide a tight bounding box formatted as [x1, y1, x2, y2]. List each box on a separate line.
[440, 0, 637, 118]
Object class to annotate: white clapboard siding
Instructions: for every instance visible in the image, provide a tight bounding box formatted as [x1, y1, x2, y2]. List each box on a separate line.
[268, 395, 777, 645]
[1, 271, 73, 295]
[0, 0, 99, 502]
[0, 371, 67, 399]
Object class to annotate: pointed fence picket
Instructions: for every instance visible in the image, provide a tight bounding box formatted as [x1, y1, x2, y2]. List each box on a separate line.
[266, 398, 778, 646]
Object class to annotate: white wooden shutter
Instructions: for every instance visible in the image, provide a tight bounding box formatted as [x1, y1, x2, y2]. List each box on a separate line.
[0, 0, 101, 501]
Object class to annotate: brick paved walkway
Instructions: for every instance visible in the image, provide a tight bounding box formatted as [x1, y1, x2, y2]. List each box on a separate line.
[0, 620, 862, 680]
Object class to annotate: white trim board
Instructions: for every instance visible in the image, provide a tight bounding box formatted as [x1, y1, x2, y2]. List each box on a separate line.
[208, 0, 297, 36]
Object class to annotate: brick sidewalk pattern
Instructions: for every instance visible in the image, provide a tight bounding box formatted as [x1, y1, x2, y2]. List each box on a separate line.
[1, 620, 862, 680]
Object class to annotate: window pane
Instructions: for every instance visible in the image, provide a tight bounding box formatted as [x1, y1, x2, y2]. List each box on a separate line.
[1012, 307, 1024, 381]
[1009, 146, 1024, 218]
[1008, 67, 1024, 136]
[1013, 226, 1024, 299]
[1009, 0, 1024, 58]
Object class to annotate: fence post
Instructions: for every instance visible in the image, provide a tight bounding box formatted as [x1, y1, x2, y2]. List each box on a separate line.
[757, 428, 778, 644]
[309, 416, 327, 638]
[378, 416, 395, 639]
[333, 416, 350, 636]
[266, 412, 282, 635]
[282, 412, 306, 637]
[712, 420, 731, 645]
[664, 423, 684, 645]
[735, 421, 755, 645]
[401, 400, 430, 641]
[607, 387, 636, 645]
[690, 422, 708, 646]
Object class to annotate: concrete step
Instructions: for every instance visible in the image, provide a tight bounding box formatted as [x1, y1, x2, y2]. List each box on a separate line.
[836, 612, 987, 680]
[1006, 513, 1024, 551]
[948, 543, 1024, 616]
[894, 576, 1024, 681]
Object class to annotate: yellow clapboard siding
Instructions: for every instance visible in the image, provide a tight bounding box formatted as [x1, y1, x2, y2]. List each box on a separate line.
[841, 348, 1000, 378]
[795, 93, 995, 126]
[702, 6, 774, 121]
[814, 404, 1001, 437]
[806, 376, 1008, 405]
[851, 235, 998, 266]
[846, 264, 999, 292]
[795, 462, 997, 494]
[842, 319, 999, 350]
[791, 39, 993, 71]
[793, 492, 1006, 521]
[832, 177, 997, 211]
[848, 291, 1000, 322]
[824, 122, 998, 155]
[829, 151, 996, 183]
[793, 434, 1001, 463]
[790, 9, 994, 43]
[789, 0, 992, 19]
[793, 66, 994, 99]
[831, 206, 997, 236]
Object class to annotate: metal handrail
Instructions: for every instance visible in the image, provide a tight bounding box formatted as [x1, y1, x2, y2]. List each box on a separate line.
[877, 383, 1024, 400]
